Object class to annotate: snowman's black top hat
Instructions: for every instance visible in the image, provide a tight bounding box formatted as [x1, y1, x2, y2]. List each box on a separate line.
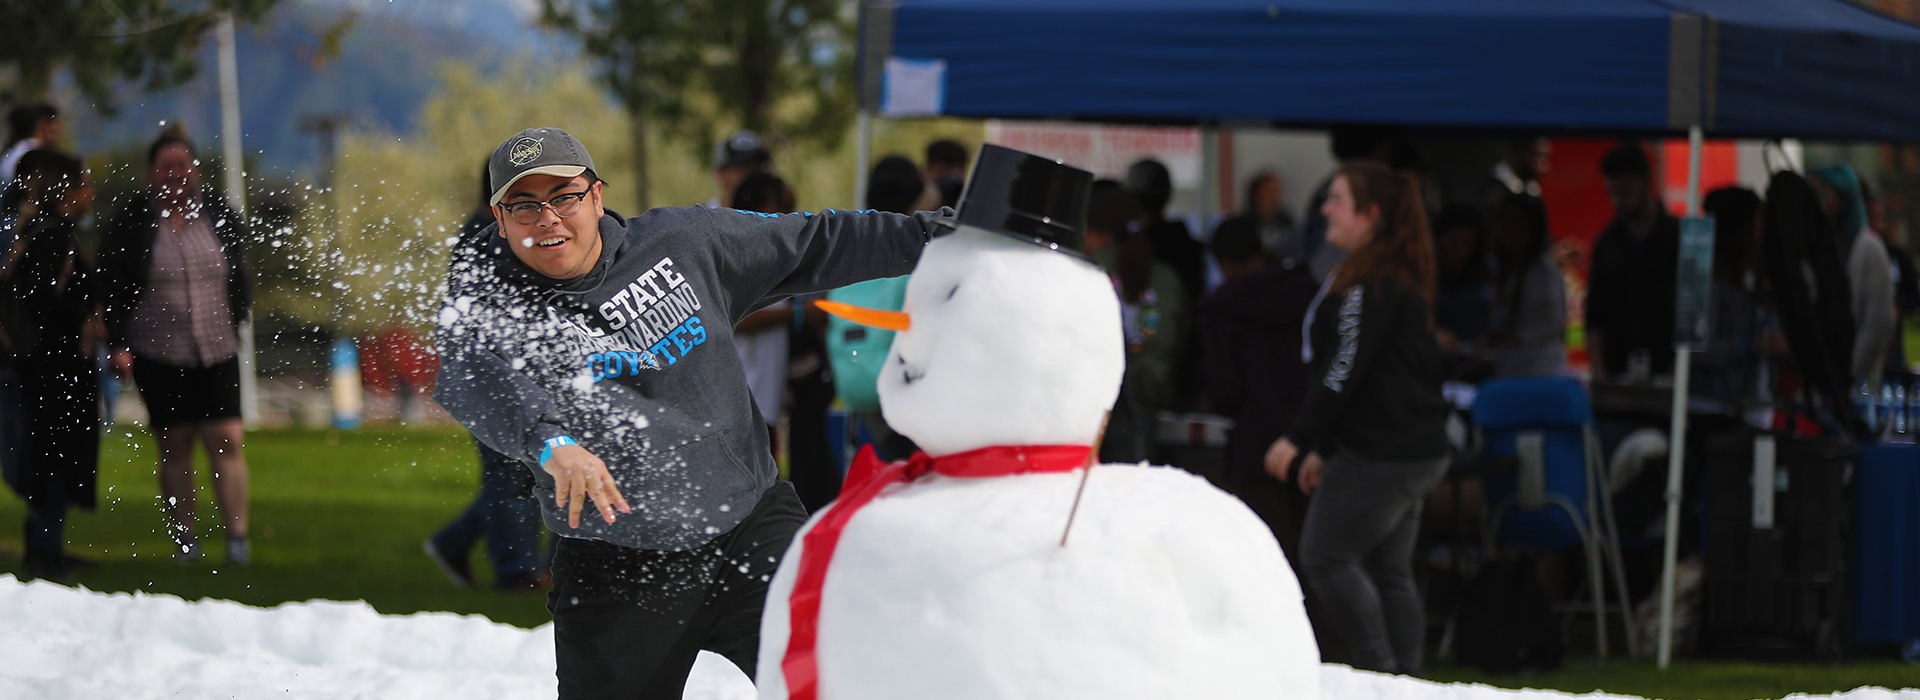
[951, 144, 1094, 262]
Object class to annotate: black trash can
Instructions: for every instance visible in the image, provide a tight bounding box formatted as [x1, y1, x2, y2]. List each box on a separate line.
[1700, 429, 1853, 661]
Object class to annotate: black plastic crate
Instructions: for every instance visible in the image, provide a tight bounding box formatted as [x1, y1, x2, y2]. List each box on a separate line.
[1700, 431, 1853, 661]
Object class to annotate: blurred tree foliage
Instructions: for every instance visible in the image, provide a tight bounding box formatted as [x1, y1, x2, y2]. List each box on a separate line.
[538, 0, 855, 208]
[0, 0, 284, 111]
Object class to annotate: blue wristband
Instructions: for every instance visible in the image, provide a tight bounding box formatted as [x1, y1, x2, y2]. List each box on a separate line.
[538, 436, 577, 465]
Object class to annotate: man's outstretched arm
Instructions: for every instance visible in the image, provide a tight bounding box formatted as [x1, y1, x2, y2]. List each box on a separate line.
[699, 206, 949, 323]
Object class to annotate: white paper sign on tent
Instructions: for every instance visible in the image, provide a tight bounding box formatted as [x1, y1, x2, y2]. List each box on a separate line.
[882, 57, 946, 116]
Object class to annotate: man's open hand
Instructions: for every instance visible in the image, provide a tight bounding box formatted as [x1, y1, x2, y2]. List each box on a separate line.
[543, 444, 632, 528]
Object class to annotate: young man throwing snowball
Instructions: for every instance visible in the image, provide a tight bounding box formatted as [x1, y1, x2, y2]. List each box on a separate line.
[434, 128, 944, 698]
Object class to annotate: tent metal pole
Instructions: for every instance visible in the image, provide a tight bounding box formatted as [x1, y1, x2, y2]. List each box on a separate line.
[855, 110, 874, 209]
[217, 12, 258, 429]
[1657, 124, 1705, 669]
[1199, 127, 1219, 230]
[1685, 127, 1704, 217]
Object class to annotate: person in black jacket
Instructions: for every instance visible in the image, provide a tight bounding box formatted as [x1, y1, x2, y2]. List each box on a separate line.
[1264, 162, 1450, 675]
[1196, 216, 1332, 651]
[1198, 217, 1317, 558]
[98, 128, 254, 565]
[1586, 144, 1679, 381]
[12, 150, 99, 584]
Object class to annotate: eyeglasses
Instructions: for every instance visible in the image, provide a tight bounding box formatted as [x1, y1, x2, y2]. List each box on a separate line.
[498, 191, 590, 225]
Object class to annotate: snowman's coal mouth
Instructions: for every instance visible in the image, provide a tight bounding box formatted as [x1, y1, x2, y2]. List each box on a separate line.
[899, 356, 926, 385]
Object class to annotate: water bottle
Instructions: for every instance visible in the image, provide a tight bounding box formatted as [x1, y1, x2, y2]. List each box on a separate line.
[1895, 381, 1910, 437]
[1855, 380, 1876, 432]
[1896, 382, 1911, 436]
[1881, 382, 1898, 438]
[1907, 384, 1920, 441]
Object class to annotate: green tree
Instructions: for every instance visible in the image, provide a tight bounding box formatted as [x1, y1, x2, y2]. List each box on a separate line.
[698, 0, 855, 142]
[0, 1, 283, 110]
[538, 0, 855, 207]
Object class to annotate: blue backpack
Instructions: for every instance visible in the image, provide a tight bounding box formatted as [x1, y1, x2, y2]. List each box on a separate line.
[825, 276, 909, 411]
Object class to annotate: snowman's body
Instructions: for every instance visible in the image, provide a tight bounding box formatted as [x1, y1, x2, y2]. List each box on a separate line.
[756, 225, 1320, 700]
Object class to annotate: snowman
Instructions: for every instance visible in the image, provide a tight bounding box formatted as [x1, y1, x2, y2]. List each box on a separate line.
[756, 145, 1319, 700]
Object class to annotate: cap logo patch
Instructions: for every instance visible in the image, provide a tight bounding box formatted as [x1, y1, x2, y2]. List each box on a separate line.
[509, 137, 544, 166]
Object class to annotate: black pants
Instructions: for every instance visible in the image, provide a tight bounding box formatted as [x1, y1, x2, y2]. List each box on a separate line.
[1298, 452, 1447, 675]
[549, 482, 806, 699]
[785, 362, 841, 512]
[19, 355, 99, 562]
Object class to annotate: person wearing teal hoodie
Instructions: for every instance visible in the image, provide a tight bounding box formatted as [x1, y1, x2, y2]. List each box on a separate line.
[824, 156, 936, 461]
[1812, 163, 1894, 385]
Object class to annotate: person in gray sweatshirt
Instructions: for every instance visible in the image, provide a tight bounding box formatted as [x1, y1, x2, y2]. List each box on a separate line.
[434, 128, 943, 698]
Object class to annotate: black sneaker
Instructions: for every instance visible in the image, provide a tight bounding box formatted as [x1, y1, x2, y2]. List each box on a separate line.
[62, 553, 97, 570]
[22, 552, 74, 585]
[423, 540, 475, 588]
[226, 536, 251, 566]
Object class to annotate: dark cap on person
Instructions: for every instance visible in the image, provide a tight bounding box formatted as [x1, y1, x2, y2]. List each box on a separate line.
[488, 127, 597, 206]
[713, 130, 770, 171]
[952, 143, 1093, 261]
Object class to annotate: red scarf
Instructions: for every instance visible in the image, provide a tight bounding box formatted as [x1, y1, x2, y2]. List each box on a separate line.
[781, 443, 1093, 700]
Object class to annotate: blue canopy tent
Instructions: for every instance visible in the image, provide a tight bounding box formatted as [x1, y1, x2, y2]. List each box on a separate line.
[1681, 0, 1920, 141]
[856, 0, 1920, 668]
[860, 0, 1920, 140]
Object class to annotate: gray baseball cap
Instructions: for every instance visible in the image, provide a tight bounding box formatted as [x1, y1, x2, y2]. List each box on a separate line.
[488, 127, 597, 206]
[712, 130, 770, 170]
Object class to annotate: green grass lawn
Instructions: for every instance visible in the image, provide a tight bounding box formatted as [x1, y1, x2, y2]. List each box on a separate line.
[2, 427, 1917, 698]
[0, 425, 554, 628]
[1425, 659, 1920, 700]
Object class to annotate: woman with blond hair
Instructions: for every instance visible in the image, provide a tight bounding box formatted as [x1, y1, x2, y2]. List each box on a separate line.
[1265, 162, 1450, 675]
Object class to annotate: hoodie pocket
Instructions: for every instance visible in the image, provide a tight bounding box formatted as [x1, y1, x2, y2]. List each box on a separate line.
[634, 428, 757, 495]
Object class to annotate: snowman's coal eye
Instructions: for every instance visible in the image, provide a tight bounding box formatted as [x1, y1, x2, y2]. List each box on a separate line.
[944, 284, 960, 301]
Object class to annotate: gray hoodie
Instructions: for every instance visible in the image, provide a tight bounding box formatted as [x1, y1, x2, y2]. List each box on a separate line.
[434, 205, 940, 551]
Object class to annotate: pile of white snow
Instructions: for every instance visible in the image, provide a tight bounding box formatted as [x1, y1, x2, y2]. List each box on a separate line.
[0, 576, 752, 700]
[0, 576, 1913, 700]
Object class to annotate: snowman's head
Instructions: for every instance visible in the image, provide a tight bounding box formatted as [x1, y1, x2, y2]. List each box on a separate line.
[817, 146, 1122, 456]
[872, 225, 1123, 456]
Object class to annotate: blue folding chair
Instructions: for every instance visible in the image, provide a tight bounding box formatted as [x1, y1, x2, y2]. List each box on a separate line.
[1473, 376, 1639, 659]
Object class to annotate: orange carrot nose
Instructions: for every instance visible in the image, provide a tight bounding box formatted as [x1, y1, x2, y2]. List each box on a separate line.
[815, 299, 912, 331]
